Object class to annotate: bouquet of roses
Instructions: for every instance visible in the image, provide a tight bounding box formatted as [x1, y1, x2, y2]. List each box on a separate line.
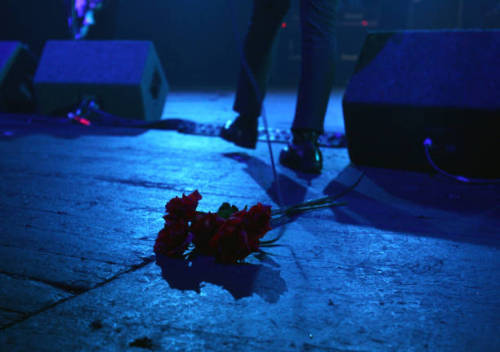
[154, 191, 272, 264]
[154, 175, 363, 264]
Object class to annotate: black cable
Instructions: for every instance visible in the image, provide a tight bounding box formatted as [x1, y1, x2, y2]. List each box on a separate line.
[423, 138, 500, 185]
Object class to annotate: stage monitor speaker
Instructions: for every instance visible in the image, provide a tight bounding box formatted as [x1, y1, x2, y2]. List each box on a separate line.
[34, 40, 168, 121]
[0, 41, 37, 113]
[342, 30, 500, 178]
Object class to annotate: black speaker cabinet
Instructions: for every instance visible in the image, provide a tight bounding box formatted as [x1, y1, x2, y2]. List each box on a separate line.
[34, 40, 168, 121]
[343, 30, 500, 178]
[0, 41, 37, 113]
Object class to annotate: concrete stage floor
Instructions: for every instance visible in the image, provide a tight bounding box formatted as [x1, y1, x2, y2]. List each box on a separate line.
[0, 90, 499, 351]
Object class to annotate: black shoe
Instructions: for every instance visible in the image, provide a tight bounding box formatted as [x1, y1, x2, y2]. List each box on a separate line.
[220, 115, 258, 149]
[279, 129, 323, 174]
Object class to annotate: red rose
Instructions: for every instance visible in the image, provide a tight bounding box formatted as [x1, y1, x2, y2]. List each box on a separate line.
[157, 190, 274, 263]
[191, 212, 225, 254]
[239, 203, 272, 238]
[165, 190, 202, 221]
[154, 220, 193, 257]
[209, 215, 260, 264]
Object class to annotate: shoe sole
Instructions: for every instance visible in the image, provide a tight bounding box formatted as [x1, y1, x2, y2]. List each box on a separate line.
[220, 130, 257, 149]
[279, 153, 322, 174]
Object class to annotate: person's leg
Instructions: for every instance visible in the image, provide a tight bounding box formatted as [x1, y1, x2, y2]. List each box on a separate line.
[292, 0, 337, 132]
[280, 0, 337, 173]
[222, 0, 291, 148]
[233, 0, 292, 118]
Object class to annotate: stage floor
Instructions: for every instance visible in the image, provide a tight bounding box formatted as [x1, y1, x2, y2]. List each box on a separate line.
[0, 90, 499, 351]
[160, 88, 346, 133]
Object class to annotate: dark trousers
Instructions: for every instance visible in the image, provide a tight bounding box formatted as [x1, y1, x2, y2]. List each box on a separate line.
[233, 0, 337, 133]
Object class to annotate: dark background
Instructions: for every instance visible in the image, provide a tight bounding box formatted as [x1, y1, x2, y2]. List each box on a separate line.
[0, 0, 498, 88]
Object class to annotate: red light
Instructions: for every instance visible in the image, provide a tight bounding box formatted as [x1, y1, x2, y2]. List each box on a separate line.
[361, 20, 368, 27]
[281, 22, 287, 29]
[71, 116, 91, 126]
[79, 118, 91, 126]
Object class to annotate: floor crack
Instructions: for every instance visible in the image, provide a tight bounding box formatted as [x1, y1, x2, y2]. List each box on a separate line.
[0, 255, 155, 331]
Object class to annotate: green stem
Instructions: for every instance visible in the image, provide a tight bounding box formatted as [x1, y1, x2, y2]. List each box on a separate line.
[259, 243, 282, 248]
[263, 201, 347, 245]
[270, 172, 364, 217]
[283, 201, 347, 216]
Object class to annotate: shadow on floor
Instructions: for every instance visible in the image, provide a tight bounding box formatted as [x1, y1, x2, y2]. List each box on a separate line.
[223, 152, 313, 207]
[156, 253, 287, 303]
[222, 151, 499, 247]
[323, 165, 500, 247]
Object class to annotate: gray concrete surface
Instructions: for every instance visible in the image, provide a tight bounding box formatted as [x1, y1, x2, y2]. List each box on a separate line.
[0, 91, 498, 351]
